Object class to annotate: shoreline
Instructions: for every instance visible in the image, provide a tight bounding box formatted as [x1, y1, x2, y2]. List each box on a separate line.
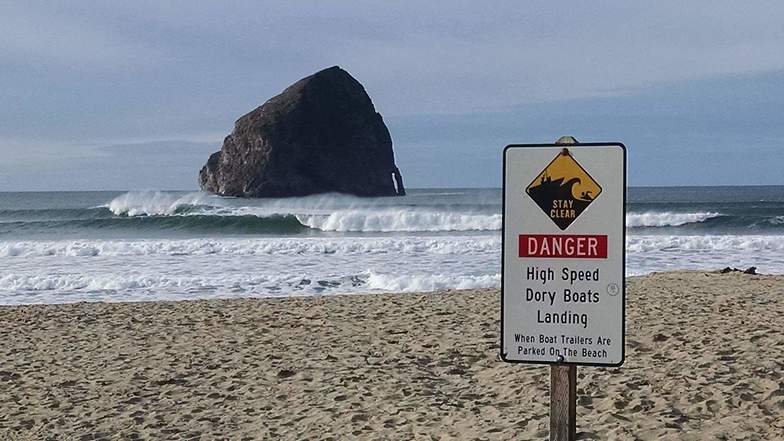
[0, 269, 772, 308]
[1, 271, 782, 439]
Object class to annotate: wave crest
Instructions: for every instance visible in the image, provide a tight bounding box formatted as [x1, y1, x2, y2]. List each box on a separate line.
[106, 191, 214, 216]
[102, 192, 501, 232]
[297, 210, 502, 232]
[626, 211, 721, 227]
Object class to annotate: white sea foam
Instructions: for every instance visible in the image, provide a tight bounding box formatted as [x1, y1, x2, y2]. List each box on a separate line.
[107, 191, 215, 216]
[0, 271, 500, 300]
[4, 234, 784, 304]
[4, 234, 784, 262]
[0, 273, 187, 292]
[104, 191, 502, 232]
[0, 235, 504, 303]
[296, 210, 502, 232]
[105, 192, 733, 232]
[0, 236, 501, 258]
[106, 191, 399, 217]
[365, 272, 500, 292]
[625, 235, 784, 252]
[0, 272, 309, 304]
[625, 235, 784, 276]
[6, 188, 784, 305]
[625, 211, 721, 227]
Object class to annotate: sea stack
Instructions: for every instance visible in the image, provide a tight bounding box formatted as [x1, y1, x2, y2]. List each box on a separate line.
[199, 66, 405, 197]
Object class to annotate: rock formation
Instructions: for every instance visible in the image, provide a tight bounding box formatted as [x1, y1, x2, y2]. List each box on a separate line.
[199, 66, 405, 197]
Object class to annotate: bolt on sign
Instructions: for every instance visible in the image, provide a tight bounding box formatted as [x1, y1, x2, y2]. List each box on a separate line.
[501, 143, 626, 366]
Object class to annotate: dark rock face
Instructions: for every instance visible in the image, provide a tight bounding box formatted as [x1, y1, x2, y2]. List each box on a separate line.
[199, 66, 405, 197]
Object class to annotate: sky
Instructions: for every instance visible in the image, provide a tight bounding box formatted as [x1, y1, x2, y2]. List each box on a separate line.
[2, 1, 784, 190]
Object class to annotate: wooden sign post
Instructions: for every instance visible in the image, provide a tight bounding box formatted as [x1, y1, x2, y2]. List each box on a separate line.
[501, 135, 626, 441]
[549, 136, 579, 441]
[550, 362, 577, 440]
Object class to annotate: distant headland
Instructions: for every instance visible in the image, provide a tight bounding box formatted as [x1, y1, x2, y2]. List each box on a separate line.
[199, 66, 405, 198]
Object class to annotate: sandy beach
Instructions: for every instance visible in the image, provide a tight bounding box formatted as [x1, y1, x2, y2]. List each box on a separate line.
[1, 271, 782, 440]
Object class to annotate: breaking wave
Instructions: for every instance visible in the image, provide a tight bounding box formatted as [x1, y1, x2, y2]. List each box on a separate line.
[103, 191, 502, 233]
[3, 192, 783, 237]
[0, 192, 502, 235]
[296, 210, 501, 232]
[106, 191, 217, 216]
[96, 193, 779, 233]
[0, 214, 307, 235]
[625, 211, 722, 227]
[0, 236, 501, 258]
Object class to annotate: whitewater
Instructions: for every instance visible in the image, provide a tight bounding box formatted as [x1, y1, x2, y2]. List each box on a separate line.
[1, 186, 783, 304]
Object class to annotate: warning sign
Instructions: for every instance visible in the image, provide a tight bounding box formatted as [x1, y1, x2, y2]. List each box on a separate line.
[502, 142, 626, 367]
[526, 149, 602, 230]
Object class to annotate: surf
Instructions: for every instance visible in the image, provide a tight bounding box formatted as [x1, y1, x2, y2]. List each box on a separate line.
[625, 211, 722, 227]
[103, 191, 503, 233]
[0, 236, 502, 258]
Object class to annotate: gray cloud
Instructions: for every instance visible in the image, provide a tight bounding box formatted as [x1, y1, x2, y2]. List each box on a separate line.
[1, 1, 783, 189]
[0, 2, 163, 70]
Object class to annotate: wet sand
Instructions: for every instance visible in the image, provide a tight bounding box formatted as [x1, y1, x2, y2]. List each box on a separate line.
[1, 271, 782, 440]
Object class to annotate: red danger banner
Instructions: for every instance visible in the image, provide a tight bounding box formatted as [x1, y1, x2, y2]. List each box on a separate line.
[519, 234, 608, 258]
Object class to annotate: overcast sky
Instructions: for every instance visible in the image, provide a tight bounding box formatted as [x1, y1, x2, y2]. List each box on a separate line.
[2, 1, 784, 190]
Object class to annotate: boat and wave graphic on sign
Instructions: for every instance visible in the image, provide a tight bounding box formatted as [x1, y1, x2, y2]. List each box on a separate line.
[526, 150, 602, 230]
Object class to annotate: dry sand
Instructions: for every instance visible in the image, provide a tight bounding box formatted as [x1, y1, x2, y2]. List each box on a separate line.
[1, 271, 782, 440]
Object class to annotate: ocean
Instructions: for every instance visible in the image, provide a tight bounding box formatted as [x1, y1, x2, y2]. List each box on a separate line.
[1, 186, 783, 305]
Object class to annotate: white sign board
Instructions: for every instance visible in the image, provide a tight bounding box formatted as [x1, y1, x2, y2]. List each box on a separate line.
[501, 143, 625, 366]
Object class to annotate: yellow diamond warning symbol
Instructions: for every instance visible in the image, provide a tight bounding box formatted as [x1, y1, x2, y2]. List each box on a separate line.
[526, 149, 602, 230]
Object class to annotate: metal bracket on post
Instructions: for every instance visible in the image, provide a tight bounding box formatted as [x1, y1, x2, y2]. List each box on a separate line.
[550, 135, 579, 441]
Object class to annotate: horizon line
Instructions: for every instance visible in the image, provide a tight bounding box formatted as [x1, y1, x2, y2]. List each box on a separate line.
[2, 184, 784, 194]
